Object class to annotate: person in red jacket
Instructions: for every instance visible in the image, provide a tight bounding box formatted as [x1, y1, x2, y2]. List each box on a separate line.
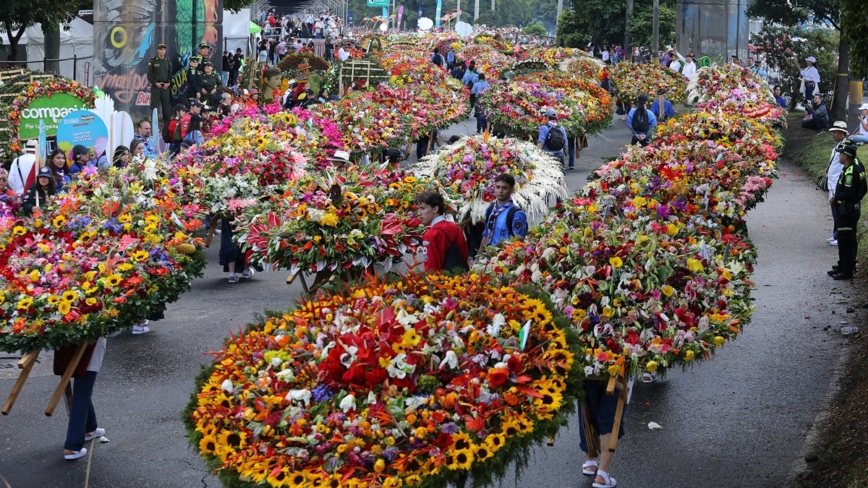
[415, 191, 469, 272]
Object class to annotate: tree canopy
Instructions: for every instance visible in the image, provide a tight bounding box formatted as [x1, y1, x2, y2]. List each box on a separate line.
[841, 0, 868, 78]
[0, 0, 89, 61]
[556, 0, 675, 50]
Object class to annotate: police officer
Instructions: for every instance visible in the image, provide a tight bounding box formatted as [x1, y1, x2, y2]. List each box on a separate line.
[198, 42, 212, 64]
[185, 55, 203, 105]
[201, 61, 222, 107]
[830, 143, 867, 280]
[148, 43, 173, 124]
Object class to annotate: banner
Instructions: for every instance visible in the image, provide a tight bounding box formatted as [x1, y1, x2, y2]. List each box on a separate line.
[17, 93, 88, 141]
[56, 110, 110, 159]
[435, 0, 442, 27]
[397, 6, 404, 30]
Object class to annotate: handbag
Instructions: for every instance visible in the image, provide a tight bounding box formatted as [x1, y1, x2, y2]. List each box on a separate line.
[816, 174, 828, 192]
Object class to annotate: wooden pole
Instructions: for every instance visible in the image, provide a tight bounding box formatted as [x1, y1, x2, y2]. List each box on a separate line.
[607, 375, 629, 452]
[1, 350, 40, 415]
[45, 343, 88, 416]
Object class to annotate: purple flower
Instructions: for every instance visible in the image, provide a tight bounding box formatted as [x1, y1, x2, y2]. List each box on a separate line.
[311, 384, 333, 402]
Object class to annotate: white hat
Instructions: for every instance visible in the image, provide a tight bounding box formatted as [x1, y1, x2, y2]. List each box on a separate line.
[328, 150, 351, 163]
[805, 56, 816, 63]
[860, 103, 868, 111]
[829, 121, 849, 133]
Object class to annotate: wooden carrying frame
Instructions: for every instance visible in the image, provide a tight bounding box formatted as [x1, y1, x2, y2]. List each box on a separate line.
[583, 374, 630, 458]
[2, 343, 89, 416]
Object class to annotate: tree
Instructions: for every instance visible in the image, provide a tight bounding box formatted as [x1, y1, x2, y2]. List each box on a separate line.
[751, 24, 838, 109]
[841, 0, 868, 78]
[555, 0, 674, 50]
[0, 0, 86, 64]
[748, 0, 849, 121]
[626, 0, 675, 51]
[522, 23, 548, 36]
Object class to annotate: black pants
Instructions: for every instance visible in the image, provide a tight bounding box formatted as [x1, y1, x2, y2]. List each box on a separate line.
[631, 135, 651, 147]
[837, 205, 860, 275]
[150, 86, 171, 124]
[802, 117, 828, 131]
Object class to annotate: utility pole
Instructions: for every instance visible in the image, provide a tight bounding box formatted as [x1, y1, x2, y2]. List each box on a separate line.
[474, 0, 479, 19]
[556, 0, 563, 27]
[652, 0, 659, 64]
[491, 0, 495, 12]
[457, 0, 461, 23]
[625, 0, 633, 61]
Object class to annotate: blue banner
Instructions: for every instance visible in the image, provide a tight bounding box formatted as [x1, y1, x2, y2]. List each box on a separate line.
[435, 0, 442, 27]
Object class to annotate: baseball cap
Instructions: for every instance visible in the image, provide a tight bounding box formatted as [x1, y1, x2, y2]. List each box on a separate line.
[199, 42, 210, 49]
[157, 43, 167, 49]
[836, 143, 858, 158]
[805, 56, 816, 63]
[859, 103, 868, 110]
[190, 56, 201, 63]
[37, 166, 53, 178]
[190, 99, 205, 108]
[203, 61, 213, 67]
[829, 121, 849, 134]
[386, 148, 402, 160]
[174, 103, 188, 112]
[545, 108, 557, 118]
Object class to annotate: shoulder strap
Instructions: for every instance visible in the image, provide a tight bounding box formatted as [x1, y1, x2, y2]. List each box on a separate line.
[506, 206, 519, 236]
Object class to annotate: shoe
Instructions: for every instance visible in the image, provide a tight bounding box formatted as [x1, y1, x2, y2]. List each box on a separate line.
[241, 268, 255, 279]
[829, 240, 838, 246]
[582, 460, 599, 476]
[84, 428, 105, 442]
[642, 372, 657, 383]
[64, 448, 87, 460]
[131, 324, 150, 335]
[833, 273, 854, 280]
[828, 269, 839, 277]
[568, 166, 575, 170]
[827, 237, 836, 243]
[228, 274, 239, 284]
[592, 470, 617, 488]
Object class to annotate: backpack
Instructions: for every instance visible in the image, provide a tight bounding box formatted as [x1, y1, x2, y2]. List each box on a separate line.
[441, 230, 469, 272]
[432, 53, 444, 66]
[485, 203, 520, 238]
[632, 108, 650, 132]
[543, 124, 566, 151]
[179, 113, 192, 140]
[164, 119, 182, 143]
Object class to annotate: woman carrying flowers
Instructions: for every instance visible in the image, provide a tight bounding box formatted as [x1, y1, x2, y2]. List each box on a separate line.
[220, 216, 254, 284]
[22, 166, 56, 216]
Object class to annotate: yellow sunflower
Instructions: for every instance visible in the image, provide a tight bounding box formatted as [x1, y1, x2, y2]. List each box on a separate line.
[473, 443, 494, 462]
[62, 290, 77, 302]
[52, 215, 66, 228]
[58, 300, 72, 315]
[17, 297, 33, 310]
[450, 431, 472, 451]
[500, 419, 520, 438]
[131, 250, 150, 262]
[266, 467, 294, 487]
[485, 433, 505, 452]
[105, 274, 122, 287]
[446, 448, 474, 471]
[198, 434, 218, 455]
[382, 477, 403, 488]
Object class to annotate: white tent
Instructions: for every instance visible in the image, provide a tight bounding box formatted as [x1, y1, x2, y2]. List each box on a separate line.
[24, 18, 93, 84]
[224, 9, 253, 56]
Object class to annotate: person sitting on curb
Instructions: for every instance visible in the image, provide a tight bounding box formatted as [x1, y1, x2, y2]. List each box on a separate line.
[627, 95, 657, 147]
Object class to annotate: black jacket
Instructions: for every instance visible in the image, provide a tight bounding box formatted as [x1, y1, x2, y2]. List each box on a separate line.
[22, 184, 56, 216]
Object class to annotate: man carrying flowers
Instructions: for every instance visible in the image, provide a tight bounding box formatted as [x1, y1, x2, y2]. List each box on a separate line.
[538, 108, 569, 169]
[480, 174, 527, 248]
[415, 191, 469, 272]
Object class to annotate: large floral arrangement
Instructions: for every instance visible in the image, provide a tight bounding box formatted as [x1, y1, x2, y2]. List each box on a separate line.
[656, 111, 782, 153]
[0, 159, 206, 353]
[686, 64, 773, 104]
[456, 45, 512, 80]
[415, 135, 567, 224]
[184, 272, 582, 488]
[696, 88, 786, 126]
[314, 94, 408, 158]
[609, 62, 687, 103]
[473, 34, 515, 55]
[477, 81, 573, 138]
[513, 72, 614, 136]
[0, 76, 96, 158]
[237, 168, 429, 277]
[560, 56, 604, 80]
[521, 47, 577, 65]
[276, 53, 330, 73]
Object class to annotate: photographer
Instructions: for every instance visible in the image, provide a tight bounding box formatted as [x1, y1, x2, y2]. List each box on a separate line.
[801, 94, 828, 134]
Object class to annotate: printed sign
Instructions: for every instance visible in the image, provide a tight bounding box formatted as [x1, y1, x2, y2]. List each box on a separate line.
[367, 0, 390, 7]
[17, 93, 89, 141]
[56, 110, 109, 158]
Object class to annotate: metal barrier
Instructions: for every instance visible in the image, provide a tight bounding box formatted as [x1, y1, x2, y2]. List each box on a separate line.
[1, 54, 92, 84]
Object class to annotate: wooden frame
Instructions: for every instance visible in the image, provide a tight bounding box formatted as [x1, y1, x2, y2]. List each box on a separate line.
[2, 343, 89, 416]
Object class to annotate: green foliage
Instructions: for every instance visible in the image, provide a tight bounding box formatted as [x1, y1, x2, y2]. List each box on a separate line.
[842, 0, 868, 78]
[750, 24, 838, 103]
[522, 22, 549, 36]
[747, 0, 840, 29]
[0, 0, 88, 59]
[556, 0, 675, 49]
[224, 0, 256, 13]
[345, 0, 559, 32]
[626, 0, 676, 50]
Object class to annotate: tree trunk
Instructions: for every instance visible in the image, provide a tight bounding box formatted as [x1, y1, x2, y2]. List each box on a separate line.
[43, 22, 61, 75]
[2, 14, 27, 64]
[831, 32, 850, 123]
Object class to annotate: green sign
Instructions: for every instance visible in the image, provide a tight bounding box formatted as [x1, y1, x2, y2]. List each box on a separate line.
[18, 93, 87, 141]
[367, 0, 390, 7]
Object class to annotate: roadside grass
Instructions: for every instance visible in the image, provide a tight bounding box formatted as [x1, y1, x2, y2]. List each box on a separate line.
[783, 112, 868, 488]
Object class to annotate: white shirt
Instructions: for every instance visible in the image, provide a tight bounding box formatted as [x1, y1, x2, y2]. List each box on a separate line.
[859, 117, 868, 136]
[670, 60, 682, 72]
[681, 61, 696, 79]
[338, 47, 349, 61]
[8, 153, 36, 196]
[828, 147, 844, 200]
[601, 50, 609, 62]
[87, 337, 107, 372]
[801, 66, 820, 83]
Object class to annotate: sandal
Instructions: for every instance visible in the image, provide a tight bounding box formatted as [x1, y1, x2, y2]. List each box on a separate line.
[84, 428, 105, 442]
[241, 268, 255, 279]
[592, 470, 617, 488]
[228, 274, 239, 284]
[642, 372, 657, 383]
[582, 460, 598, 475]
[64, 448, 87, 460]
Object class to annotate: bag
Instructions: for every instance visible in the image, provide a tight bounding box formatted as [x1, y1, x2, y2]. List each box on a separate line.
[816, 174, 828, 192]
[441, 234, 469, 272]
[543, 124, 566, 151]
[632, 108, 650, 132]
[169, 119, 183, 143]
[180, 113, 192, 140]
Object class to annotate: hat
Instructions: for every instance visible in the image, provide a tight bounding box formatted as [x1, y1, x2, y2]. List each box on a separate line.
[385, 148, 402, 160]
[545, 107, 557, 118]
[72, 144, 89, 158]
[248, 88, 260, 96]
[328, 150, 351, 163]
[199, 42, 210, 49]
[829, 121, 849, 134]
[859, 103, 868, 111]
[805, 56, 816, 63]
[174, 103, 188, 112]
[157, 43, 167, 49]
[837, 143, 858, 158]
[190, 56, 201, 62]
[203, 61, 213, 67]
[190, 99, 205, 108]
[37, 166, 53, 178]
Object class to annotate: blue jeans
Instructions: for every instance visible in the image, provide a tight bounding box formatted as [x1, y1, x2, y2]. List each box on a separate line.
[579, 379, 625, 453]
[804, 82, 815, 102]
[849, 134, 868, 144]
[831, 203, 839, 240]
[64, 371, 98, 451]
[476, 113, 487, 133]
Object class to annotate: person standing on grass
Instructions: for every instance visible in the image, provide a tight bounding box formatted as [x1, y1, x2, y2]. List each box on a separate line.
[829, 143, 867, 280]
[800, 56, 820, 102]
[825, 122, 850, 249]
[416, 191, 469, 272]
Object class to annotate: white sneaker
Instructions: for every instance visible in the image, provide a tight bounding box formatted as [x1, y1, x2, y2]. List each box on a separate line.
[829, 240, 838, 246]
[827, 237, 836, 243]
[131, 322, 150, 334]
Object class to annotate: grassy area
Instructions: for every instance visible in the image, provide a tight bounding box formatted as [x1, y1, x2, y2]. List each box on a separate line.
[783, 112, 868, 488]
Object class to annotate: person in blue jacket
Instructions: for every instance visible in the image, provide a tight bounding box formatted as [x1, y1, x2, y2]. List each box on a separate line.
[480, 174, 528, 249]
[626, 95, 658, 147]
[649, 88, 676, 122]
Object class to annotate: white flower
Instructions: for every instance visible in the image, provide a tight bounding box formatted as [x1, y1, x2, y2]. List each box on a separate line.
[387, 353, 416, 379]
[220, 379, 234, 393]
[340, 394, 356, 413]
[271, 356, 284, 368]
[286, 389, 312, 406]
[340, 346, 359, 367]
[487, 313, 506, 337]
[439, 350, 459, 370]
[276, 369, 295, 383]
[366, 391, 377, 404]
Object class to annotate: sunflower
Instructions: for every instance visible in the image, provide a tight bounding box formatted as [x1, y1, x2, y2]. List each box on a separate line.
[485, 433, 505, 452]
[12, 226, 26, 236]
[266, 466, 293, 487]
[404, 474, 423, 486]
[58, 300, 72, 315]
[198, 434, 218, 454]
[382, 477, 403, 488]
[320, 474, 344, 488]
[446, 448, 474, 471]
[500, 419, 520, 438]
[450, 431, 472, 451]
[238, 459, 270, 483]
[216, 429, 247, 450]
[533, 391, 563, 411]
[514, 415, 534, 434]
[105, 274, 122, 287]
[473, 443, 494, 462]
[16, 297, 33, 310]
[62, 290, 77, 302]
[132, 250, 150, 262]
[52, 215, 66, 228]
[47, 295, 60, 305]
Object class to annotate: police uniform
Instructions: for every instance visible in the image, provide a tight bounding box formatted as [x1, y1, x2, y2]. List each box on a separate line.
[198, 43, 212, 64]
[148, 43, 173, 123]
[185, 57, 203, 105]
[832, 143, 867, 279]
[201, 62, 222, 106]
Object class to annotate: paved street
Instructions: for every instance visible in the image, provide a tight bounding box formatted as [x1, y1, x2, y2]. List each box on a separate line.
[0, 119, 852, 487]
